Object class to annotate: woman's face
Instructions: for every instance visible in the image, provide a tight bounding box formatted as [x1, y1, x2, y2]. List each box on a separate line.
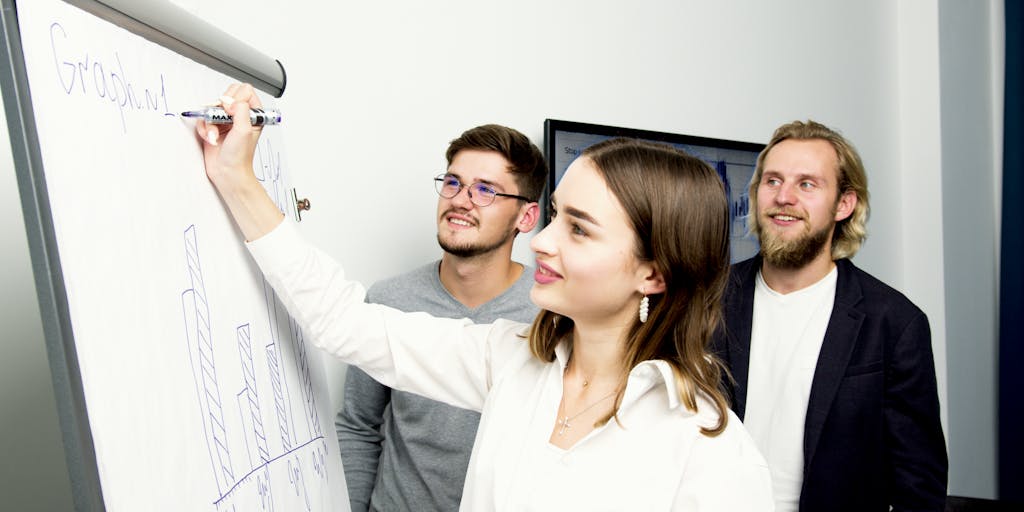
[529, 157, 654, 329]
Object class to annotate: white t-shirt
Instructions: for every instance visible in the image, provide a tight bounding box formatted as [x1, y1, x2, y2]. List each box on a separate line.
[744, 267, 838, 512]
[247, 221, 774, 511]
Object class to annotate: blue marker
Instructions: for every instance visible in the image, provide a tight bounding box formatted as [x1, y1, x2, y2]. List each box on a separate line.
[180, 106, 282, 126]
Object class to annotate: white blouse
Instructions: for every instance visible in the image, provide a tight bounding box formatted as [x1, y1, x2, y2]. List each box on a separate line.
[247, 222, 774, 511]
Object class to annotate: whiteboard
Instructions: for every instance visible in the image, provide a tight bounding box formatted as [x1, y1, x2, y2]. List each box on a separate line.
[3, 0, 348, 510]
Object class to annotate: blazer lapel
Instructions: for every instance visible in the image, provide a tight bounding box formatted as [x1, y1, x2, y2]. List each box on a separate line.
[725, 257, 760, 419]
[802, 259, 865, 469]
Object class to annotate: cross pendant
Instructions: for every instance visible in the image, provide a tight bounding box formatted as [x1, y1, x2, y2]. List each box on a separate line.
[557, 416, 571, 435]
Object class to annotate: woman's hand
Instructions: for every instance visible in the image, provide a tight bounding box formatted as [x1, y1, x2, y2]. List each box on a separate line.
[195, 83, 283, 241]
[196, 83, 264, 190]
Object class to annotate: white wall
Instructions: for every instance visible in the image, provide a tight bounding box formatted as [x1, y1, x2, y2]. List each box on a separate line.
[192, 0, 950, 442]
[2, 0, 1001, 502]
[194, 0, 928, 407]
[937, 0, 1002, 498]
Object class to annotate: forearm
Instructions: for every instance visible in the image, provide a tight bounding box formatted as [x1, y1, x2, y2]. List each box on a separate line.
[246, 222, 496, 411]
[209, 171, 284, 242]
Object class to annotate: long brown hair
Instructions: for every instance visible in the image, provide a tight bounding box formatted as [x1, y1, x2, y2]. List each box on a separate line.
[528, 138, 732, 436]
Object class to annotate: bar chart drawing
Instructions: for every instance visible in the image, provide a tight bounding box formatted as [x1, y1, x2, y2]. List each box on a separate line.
[237, 324, 271, 466]
[180, 224, 331, 511]
[181, 224, 235, 496]
[290, 319, 323, 439]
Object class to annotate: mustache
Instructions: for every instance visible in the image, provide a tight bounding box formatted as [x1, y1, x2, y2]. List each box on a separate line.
[764, 207, 805, 219]
[442, 208, 478, 225]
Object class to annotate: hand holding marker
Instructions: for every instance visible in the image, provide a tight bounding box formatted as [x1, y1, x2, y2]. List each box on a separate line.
[181, 106, 281, 125]
[183, 95, 280, 146]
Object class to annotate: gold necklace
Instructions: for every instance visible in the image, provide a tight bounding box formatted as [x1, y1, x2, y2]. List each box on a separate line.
[556, 390, 617, 435]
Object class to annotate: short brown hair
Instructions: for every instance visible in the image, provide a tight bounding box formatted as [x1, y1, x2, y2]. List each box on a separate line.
[446, 124, 548, 201]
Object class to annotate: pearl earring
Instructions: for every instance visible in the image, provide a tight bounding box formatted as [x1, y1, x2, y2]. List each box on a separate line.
[639, 293, 649, 323]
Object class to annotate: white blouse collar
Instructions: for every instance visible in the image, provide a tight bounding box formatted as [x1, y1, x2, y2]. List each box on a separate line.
[553, 341, 693, 415]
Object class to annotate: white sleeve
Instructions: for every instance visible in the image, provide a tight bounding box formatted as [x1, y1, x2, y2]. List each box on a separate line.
[246, 221, 528, 412]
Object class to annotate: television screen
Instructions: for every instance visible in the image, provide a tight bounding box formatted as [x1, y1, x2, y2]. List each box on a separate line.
[543, 119, 764, 263]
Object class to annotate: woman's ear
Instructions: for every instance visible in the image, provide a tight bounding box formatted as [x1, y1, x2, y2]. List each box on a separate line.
[640, 264, 666, 295]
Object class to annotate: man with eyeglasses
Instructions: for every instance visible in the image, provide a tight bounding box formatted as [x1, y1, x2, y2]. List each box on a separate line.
[335, 124, 547, 512]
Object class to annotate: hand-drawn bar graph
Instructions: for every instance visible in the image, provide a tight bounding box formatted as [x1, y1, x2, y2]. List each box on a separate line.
[265, 337, 293, 452]
[181, 224, 235, 495]
[262, 277, 298, 454]
[237, 324, 270, 466]
[290, 321, 323, 438]
[180, 223, 330, 511]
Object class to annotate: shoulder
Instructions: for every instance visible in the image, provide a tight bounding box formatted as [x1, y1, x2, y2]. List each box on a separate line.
[485, 319, 535, 355]
[476, 318, 539, 377]
[837, 259, 926, 320]
[725, 256, 760, 291]
[487, 318, 533, 337]
[692, 401, 769, 476]
[730, 256, 760, 275]
[654, 368, 763, 463]
[366, 261, 440, 305]
[687, 393, 760, 454]
[695, 409, 765, 460]
[672, 399, 773, 506]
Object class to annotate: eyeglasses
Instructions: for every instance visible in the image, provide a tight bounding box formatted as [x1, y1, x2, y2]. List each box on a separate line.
[433, 174, 532, 207]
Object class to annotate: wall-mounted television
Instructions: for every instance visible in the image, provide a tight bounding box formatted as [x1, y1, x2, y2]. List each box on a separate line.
[543, 119, 764, 263]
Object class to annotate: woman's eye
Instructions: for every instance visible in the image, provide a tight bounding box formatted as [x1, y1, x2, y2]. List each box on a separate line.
[570, 223, 587, 236]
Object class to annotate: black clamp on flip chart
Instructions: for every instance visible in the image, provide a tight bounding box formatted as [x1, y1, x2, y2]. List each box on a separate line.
[292, 188, 311, 221]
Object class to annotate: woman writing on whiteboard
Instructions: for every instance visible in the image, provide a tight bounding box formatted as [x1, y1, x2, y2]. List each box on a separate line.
[198, 84, 773, 510]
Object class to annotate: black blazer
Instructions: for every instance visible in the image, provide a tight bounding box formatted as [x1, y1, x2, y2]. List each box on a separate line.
[715, 256, 947, 512]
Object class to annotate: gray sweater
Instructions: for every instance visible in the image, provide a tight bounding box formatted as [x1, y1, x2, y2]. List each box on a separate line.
[334, 261, 538, 512]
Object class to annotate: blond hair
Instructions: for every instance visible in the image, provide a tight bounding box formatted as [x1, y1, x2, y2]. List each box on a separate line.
[748, 120, 870, 259]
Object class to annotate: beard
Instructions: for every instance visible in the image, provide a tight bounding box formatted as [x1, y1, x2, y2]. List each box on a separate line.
[437, 213, 519, 259]
[759, 215, 835, 270]
[437, 232, 514, 258]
